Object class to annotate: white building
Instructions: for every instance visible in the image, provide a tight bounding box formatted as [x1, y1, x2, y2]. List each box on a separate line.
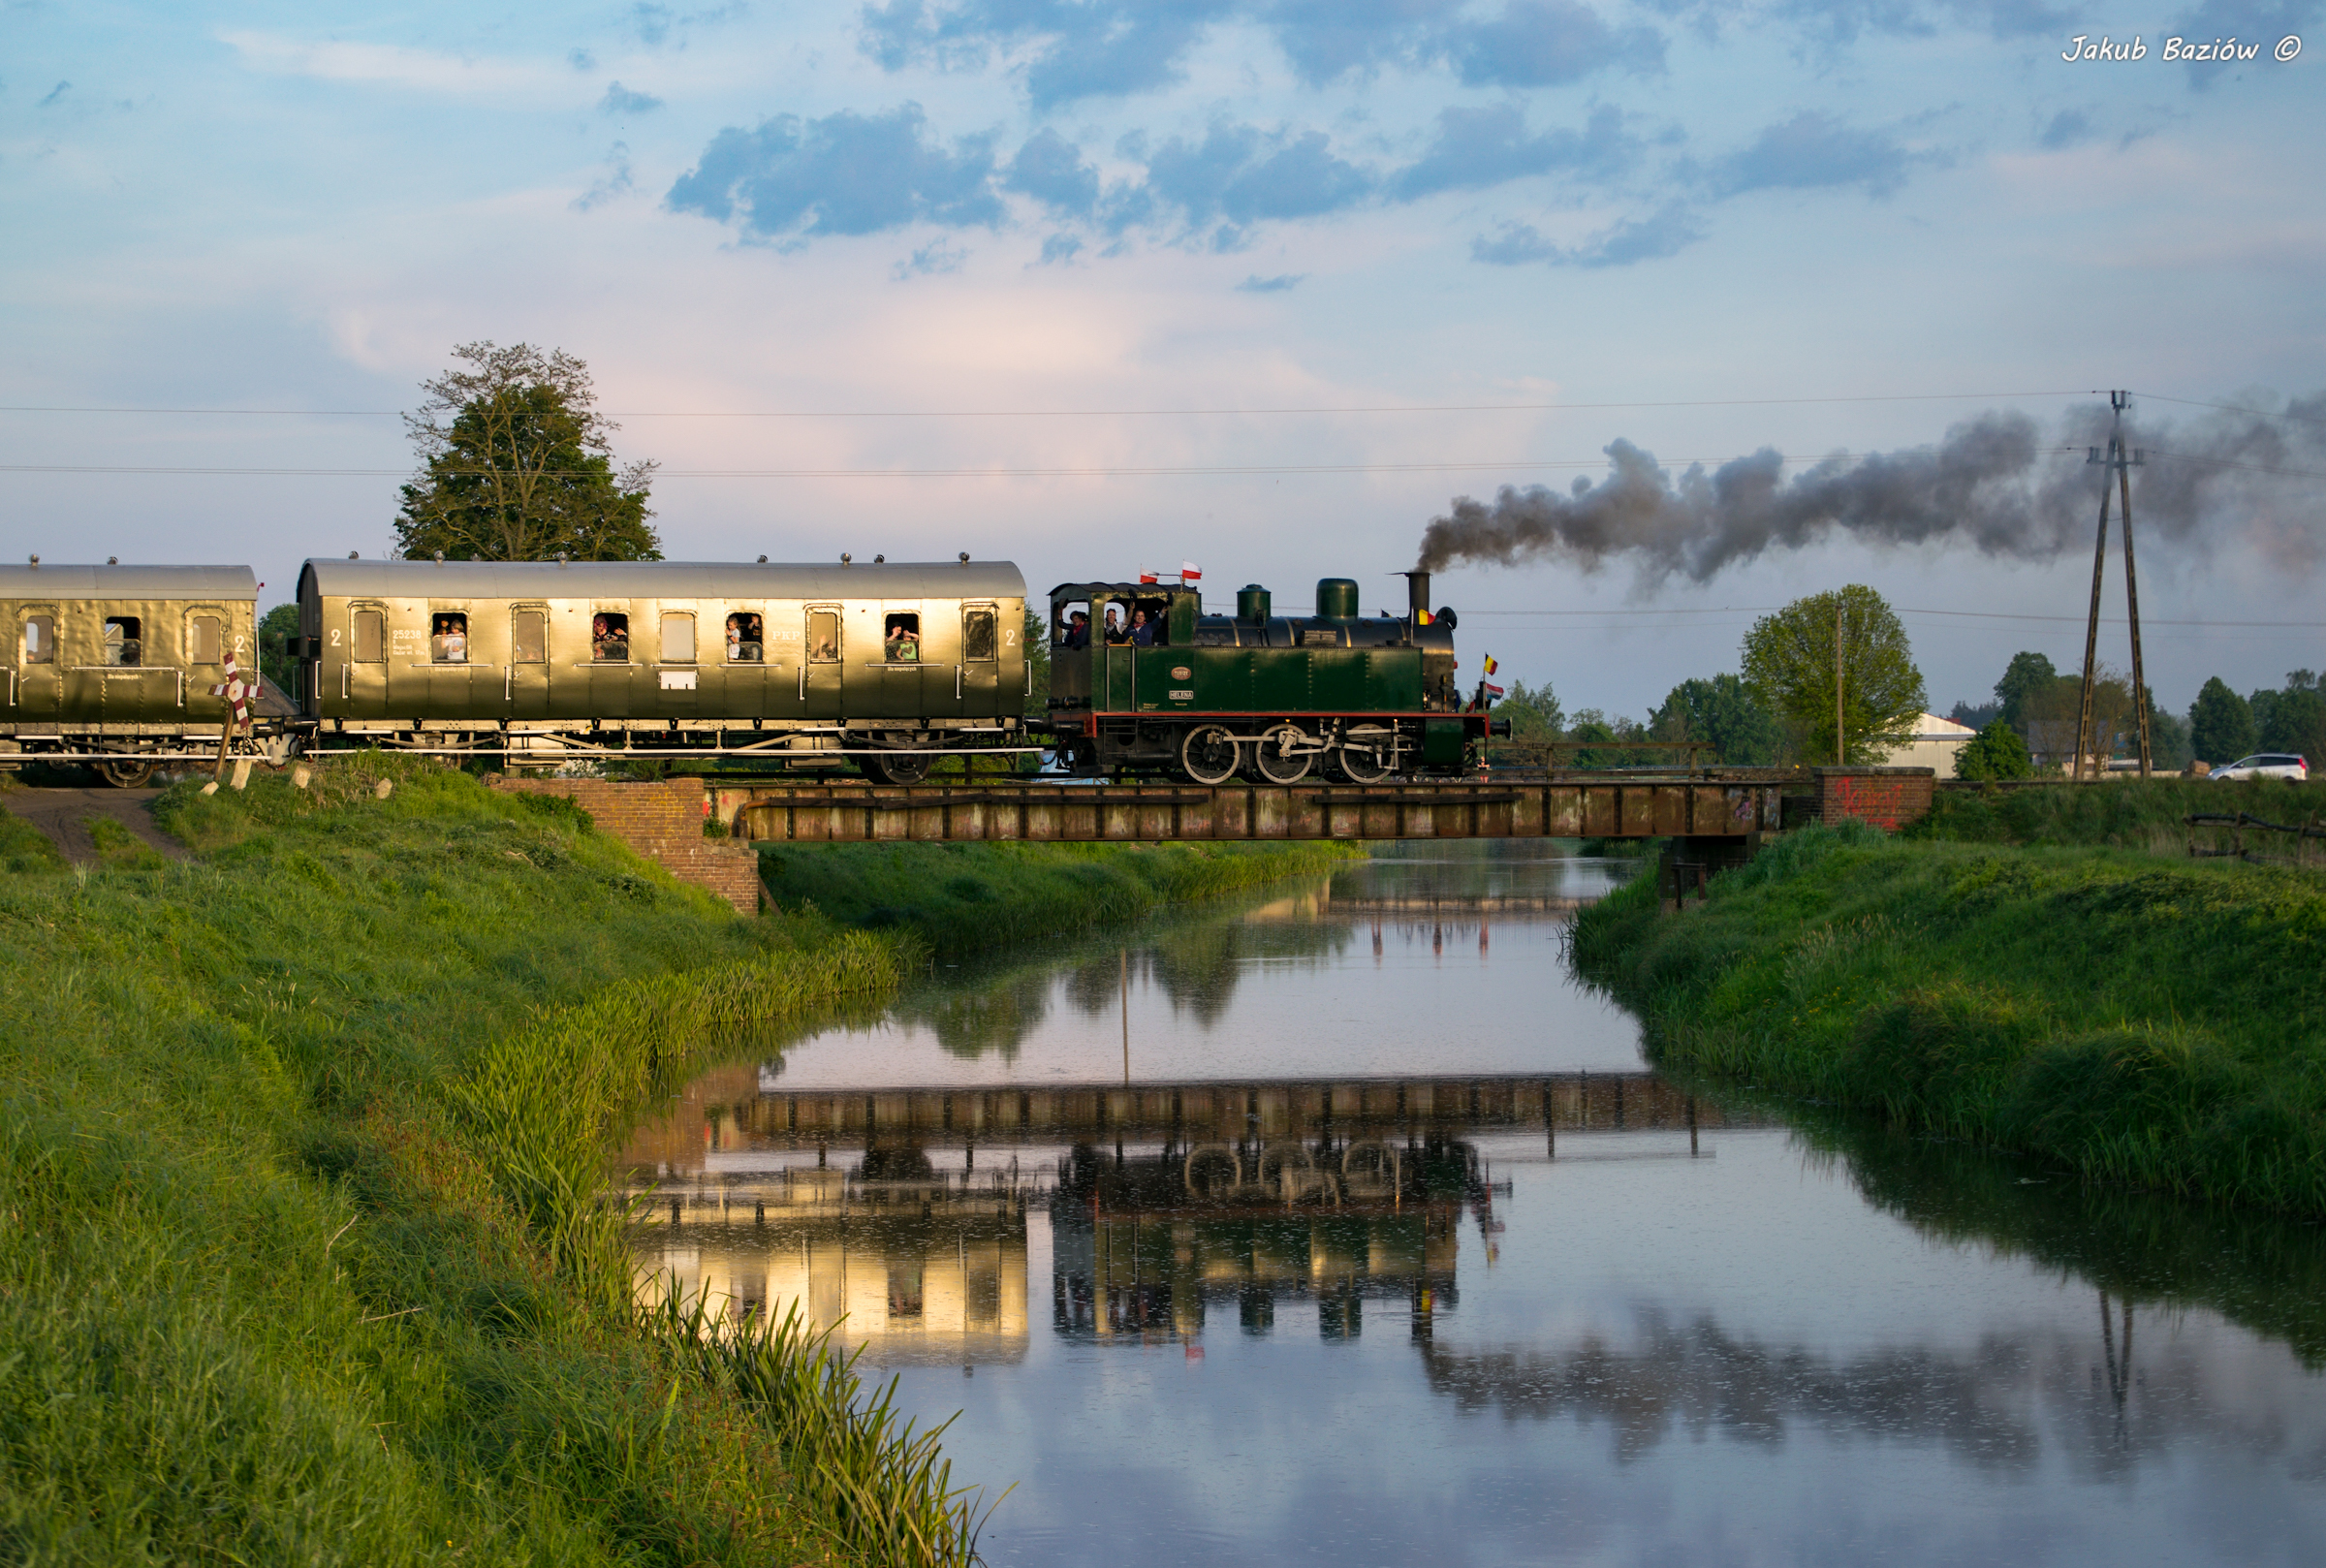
[1881, 712, 1979, 778]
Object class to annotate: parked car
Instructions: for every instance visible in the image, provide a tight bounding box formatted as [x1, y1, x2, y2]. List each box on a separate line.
[2212, 753, 2310, 781]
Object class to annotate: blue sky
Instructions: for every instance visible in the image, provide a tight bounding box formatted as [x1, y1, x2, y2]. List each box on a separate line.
[4, 0, 2320, 718]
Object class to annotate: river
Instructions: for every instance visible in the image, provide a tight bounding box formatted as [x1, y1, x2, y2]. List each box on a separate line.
[618, 843, 2326, 1567]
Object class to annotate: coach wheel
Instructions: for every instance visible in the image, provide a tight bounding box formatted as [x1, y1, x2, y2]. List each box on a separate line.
[95, 758, 156, 789]
[1179, 725, 1240, 786]
[864, 751, 931, 786]
[1245, 724, 1313, 785]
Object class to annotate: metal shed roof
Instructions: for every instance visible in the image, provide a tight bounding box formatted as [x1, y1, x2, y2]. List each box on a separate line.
[299, 558, 1026, 600]
[0, 564, 258, 600]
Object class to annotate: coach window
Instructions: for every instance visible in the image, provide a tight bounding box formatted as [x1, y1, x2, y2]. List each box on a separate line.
[725, 612, 764, 662]
[187, 613, 223, 665]
[660, 612, 696, 664]
[104, 617, 142, 667]
[883, 612, 920, 663]
[511, 609, 547, 664]
[962, 605, 997, 662]
[806, 609, 840, 663]
[430, 612, 469, 663]
[592, 612, 630, 662]
[22, 614, 55, 665]
[352, 609, 385, 663]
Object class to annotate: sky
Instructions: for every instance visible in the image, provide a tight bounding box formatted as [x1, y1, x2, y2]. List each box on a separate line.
[4, 0, 2322, 719]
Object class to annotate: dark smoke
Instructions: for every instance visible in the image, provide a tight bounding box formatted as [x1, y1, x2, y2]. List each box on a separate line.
[1415, 393, 2326, 582]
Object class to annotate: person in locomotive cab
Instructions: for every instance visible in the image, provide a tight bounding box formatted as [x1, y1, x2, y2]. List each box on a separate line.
[1129, 608, 1154, 647]
[1062, 610, 1090, 650]
[1103, 605, 1130, 645]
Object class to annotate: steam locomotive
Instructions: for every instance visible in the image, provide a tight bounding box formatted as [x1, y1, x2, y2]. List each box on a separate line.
[0, 556, 1500, 786]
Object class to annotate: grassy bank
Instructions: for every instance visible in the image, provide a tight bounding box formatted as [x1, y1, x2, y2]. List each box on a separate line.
[757, 837, 1366, 954]
[0, 756, 997, 1564]
[1912, 775, 2321, 850]
[1571, 824, 2326, 1214]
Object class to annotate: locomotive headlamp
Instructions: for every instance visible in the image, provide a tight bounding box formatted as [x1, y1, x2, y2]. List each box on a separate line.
[348, 551, 359, 559]
[26, 555, 37, 567]
[108, 556, 118, 565]
[874, 554, 885, 564]
[758, 554, 769, 563]
[959, 551, 970, 563]
[841, 552, 852, 565]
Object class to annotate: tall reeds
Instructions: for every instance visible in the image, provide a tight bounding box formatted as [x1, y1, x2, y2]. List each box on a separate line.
[647, 1285, 1008, 1567]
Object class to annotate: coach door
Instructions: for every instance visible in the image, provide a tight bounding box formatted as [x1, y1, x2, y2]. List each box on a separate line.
[11, 607, 60, 729]
[957, 603, 1001, 718]
[801, 605, 842, 720]
[507, 606, 549, 720]
[345, 604, 388, 718]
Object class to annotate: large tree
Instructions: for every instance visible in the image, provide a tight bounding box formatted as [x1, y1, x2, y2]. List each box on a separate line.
[1741, 585, 1926, 766]
[1994, 651, 2058, 732]
[2253, 670, 2326, 761]
[1955, 720, 2033, 780]
[2187, 676, 2255, 765]
[394, 342, 661, 562]
[1650, 674, 1785, 765]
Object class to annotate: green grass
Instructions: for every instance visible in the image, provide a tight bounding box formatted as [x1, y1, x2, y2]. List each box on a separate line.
[1571, 823, 2326, 1214]
[757, 837, 1367, 955]
[0, 753, 987, 1565]
[0, 804, 65, 873]
[1911, 775, 2324, 852]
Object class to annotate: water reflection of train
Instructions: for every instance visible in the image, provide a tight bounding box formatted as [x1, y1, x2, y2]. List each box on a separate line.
[619, 1067, 1761, 1364]
[1050, 1133, 1498, 1342]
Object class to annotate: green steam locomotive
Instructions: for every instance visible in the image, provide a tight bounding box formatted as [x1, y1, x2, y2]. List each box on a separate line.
[1045, 569, 1503, 782]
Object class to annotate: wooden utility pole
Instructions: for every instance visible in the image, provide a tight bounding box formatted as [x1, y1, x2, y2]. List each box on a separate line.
[2072, 392, 2153, 779]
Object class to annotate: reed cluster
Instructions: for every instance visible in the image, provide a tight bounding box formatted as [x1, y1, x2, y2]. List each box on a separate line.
[1572, 823, 2326, 1214]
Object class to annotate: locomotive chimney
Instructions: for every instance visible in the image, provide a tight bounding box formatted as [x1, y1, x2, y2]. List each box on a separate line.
[1405, 570, 1430, 622]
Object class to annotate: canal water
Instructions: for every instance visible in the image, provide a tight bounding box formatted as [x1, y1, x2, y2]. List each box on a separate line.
[620, 844, 2326, 1567]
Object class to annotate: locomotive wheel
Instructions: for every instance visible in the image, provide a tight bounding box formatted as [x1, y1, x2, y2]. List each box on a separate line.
[864, 751, 931, 786]
[1333, 739, 1395, 784]
[1179, 725, 1241, 786]
[1245, 724, 1313, 785]
[94, 757, 156, 789]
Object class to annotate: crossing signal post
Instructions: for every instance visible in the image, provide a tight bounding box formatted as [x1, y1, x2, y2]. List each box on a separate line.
[2072, 390, 2153, 781]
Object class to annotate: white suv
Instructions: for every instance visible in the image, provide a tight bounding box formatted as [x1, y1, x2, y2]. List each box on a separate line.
[2213, 753, 2310, 781]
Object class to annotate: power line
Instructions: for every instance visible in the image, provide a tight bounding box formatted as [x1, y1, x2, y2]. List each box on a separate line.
[2130, 392, 2326, 428]
[4, 450, 2084, 479]
[0, 390, 2098, 420]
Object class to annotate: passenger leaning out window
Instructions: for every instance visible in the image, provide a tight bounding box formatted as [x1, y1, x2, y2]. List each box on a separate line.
[431, 613, 468, 663]
[593, 613, 630, 661]
[884, 614, 920, 662]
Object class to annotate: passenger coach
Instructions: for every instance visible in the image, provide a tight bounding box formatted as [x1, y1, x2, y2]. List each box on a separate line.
[1, 561, 268, 786]
[295, 556, 1030, 781]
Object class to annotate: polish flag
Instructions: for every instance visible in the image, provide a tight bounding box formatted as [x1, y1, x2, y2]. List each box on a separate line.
[1180, 561, 1202, 582]
[1138, 566, 1160, 584]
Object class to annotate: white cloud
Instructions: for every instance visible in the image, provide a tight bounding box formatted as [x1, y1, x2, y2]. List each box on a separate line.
[217, 31, 568, 97]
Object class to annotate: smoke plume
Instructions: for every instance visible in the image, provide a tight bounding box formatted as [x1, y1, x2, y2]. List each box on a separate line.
[1415, 393, 2326, 583]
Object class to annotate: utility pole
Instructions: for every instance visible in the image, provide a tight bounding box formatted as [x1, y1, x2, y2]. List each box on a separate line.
[2072, 392, 2152, 780]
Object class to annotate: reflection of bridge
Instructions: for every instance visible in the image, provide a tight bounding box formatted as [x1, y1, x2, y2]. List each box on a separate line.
[722, 1069, 1763, 1152]
[713, 776, 1784, 844]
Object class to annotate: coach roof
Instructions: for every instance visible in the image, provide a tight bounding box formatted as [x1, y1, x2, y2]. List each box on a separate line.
[299, 558, 1026, 601]
[0, 564, 258, 600]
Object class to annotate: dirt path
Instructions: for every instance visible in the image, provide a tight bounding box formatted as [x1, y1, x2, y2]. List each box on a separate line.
[4, 787, 188, 864]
